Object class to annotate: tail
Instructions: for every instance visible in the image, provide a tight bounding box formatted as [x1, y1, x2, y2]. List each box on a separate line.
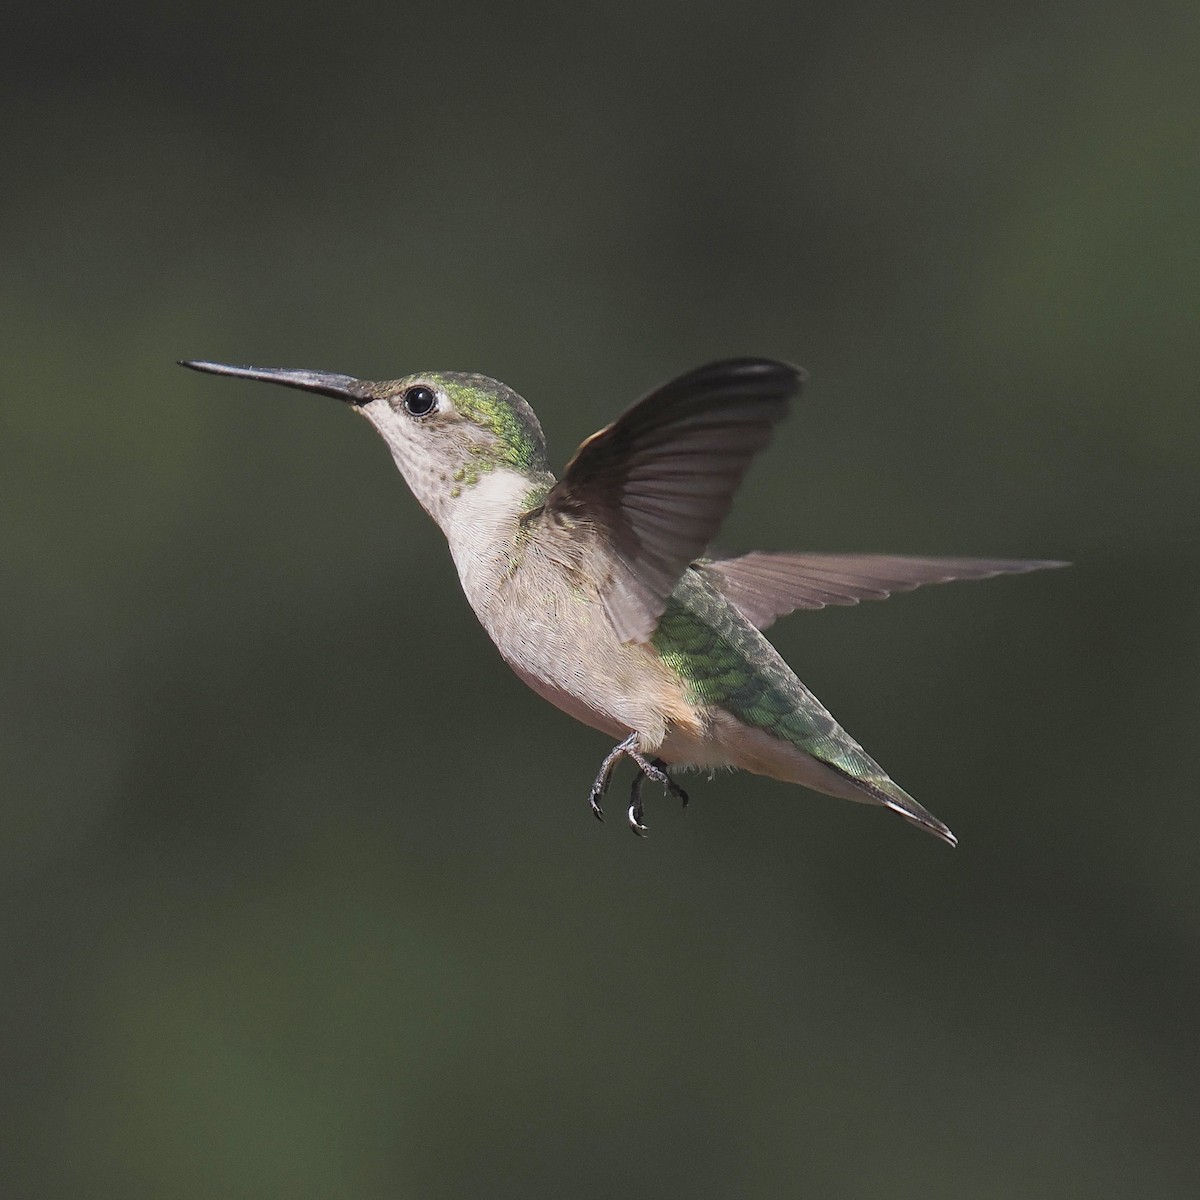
[827, 764, 957, 847]
[709, 713, 959, 846]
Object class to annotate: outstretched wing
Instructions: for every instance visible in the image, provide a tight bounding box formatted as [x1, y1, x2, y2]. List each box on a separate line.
[704, 552, 1068, 630]
[542, 358, 804, 643]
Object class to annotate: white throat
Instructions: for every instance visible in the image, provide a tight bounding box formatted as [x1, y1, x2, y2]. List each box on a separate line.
[443, 468, 540, 582]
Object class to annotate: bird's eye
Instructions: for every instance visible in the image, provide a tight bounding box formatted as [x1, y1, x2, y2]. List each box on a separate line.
[403, 385, 437, 417]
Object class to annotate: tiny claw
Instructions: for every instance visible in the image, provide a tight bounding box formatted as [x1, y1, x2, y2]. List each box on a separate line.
[589, 794, 605, 822]
[627, 803, 648, 837]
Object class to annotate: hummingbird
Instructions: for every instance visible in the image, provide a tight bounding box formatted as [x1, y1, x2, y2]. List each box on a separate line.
[181, 356, 1063, 845]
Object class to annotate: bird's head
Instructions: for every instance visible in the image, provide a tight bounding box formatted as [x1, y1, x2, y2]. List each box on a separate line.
[180, 361, 552, 526]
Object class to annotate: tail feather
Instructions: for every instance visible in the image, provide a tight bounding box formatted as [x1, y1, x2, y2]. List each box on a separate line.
[696, 713, 958, 846]
[832, 768, 957, 847]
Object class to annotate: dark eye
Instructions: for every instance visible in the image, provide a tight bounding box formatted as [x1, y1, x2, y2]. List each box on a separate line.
[403, 385, 437, 416]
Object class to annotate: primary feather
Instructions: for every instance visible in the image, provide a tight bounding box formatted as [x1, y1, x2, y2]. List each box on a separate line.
[704, 552, 1069, 630]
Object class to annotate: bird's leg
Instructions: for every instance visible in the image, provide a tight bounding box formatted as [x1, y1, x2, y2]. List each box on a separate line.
[588, 733, 639, 822]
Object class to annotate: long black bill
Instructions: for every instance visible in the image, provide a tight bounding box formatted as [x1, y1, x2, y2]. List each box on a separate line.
[178, 360, 374, 404]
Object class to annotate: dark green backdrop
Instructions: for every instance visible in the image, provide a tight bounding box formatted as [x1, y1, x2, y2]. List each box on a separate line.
[3, 2, 1198, 1196]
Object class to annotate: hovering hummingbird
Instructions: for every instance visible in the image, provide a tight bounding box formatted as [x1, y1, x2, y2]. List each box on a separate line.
[181, 357, 1063, 845]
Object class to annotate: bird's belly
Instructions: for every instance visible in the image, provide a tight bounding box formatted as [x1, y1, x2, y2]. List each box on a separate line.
[500, 628, 706, 749]
[480, 592, 705, 749]
[461, 548, 705, 749]
[507, 662, 631, 740]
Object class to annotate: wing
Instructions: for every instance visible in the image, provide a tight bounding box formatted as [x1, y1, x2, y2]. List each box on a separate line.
[542, 358, 805, 643]
[703, 552, 1068, 630]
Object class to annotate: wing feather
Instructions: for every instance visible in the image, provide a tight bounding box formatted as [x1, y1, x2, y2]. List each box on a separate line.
[543, 359, 805, 642]
[705, 553, 1068, 629]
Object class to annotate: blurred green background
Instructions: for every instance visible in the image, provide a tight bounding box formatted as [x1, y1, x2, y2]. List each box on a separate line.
[3, 1, 1198, 1196]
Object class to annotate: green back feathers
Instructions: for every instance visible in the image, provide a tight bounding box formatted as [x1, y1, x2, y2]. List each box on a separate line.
[653, 569, 885, 784]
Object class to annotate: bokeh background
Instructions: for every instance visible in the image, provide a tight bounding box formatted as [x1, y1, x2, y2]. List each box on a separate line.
[3, 2, 1198, 1196]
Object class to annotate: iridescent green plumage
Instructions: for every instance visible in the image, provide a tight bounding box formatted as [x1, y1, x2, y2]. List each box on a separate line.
[434, 373, 549, 475]
[653, 567, 895, 791]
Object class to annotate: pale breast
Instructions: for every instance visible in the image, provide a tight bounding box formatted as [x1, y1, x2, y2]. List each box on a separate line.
[448, 504, 705, 751]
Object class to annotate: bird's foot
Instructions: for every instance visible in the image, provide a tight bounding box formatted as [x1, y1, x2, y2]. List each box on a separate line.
[631, 755, 688, 809]
[587, 733, 639, 823]
[653, 759, 689, 810]
[624, 754, 688, 836]
[588, 737, 688, 835]
[627, 772, 648, 837]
